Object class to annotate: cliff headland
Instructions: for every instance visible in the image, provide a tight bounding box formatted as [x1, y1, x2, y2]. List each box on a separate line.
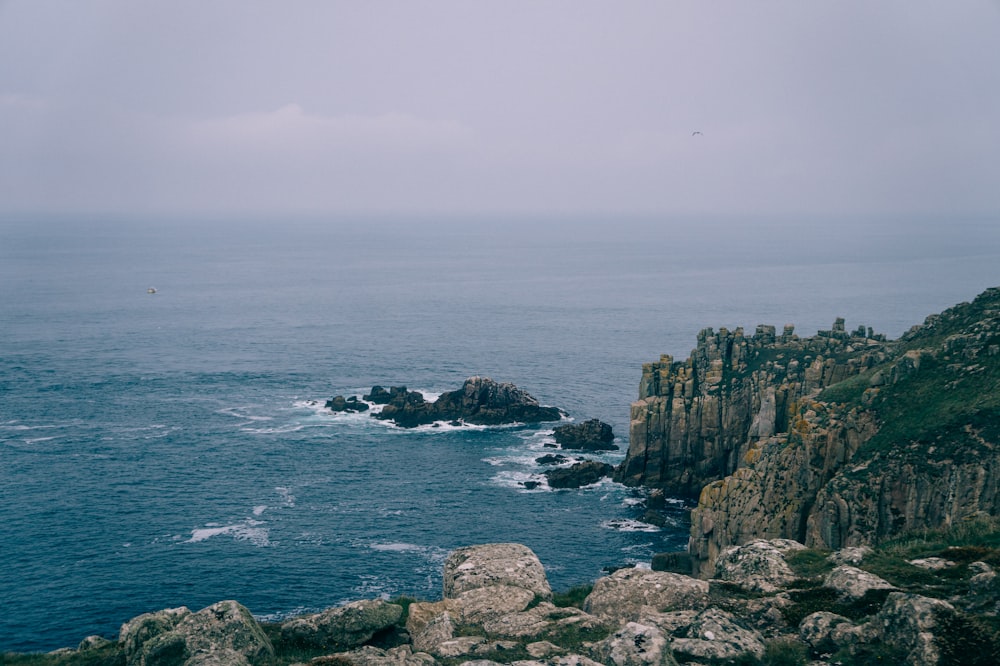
[618, 286, 1000, 579]
[8, 288, 1000, 666]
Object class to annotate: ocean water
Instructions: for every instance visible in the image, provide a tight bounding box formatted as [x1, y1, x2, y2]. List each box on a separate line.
[1, 214, 997, 652]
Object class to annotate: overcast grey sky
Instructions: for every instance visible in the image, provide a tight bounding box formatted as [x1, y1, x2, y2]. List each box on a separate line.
[1, 1, 999, 219]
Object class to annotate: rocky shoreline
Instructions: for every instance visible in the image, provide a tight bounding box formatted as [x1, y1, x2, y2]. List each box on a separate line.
[33, 533, 1000, 666]
[11, 287, 1000, 666]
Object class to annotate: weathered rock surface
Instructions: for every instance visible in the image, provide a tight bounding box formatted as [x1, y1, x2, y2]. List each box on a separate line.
[713, 539, 805, 593]
[584, 567, 709, 623]
[120, 607, 192, 665]
[799, 611, 854, 654]
[553, 419, 618, 451]
[823, 565, 897, 600]
[325, 395, 370, 413]
[544, 460, 613, 489]
[875, 592, 956, 666]
[668, 608, 765, 661]
[280, 599, 403, 649]
[616, 320, 886, 497]
[589, 622, 676, 666]
[121, 601, 272, 666]
[443, 543, 552, 600]
[371, 377, 563, 428]
[620, 287, 1000, 576]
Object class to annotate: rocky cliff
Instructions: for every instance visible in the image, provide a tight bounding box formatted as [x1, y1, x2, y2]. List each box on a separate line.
[617, 287, 1000, 576]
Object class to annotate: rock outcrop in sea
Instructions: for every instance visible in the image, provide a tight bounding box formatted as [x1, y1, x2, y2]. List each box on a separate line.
[553, 419, 618, 451]
[617, 286, 1000, 577]
[347, 377, 563, 428]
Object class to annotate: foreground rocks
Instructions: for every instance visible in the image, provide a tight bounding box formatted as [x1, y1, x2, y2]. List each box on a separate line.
[51, 538, 1000, 665]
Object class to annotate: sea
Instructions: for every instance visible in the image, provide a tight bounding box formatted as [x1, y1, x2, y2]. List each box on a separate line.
[1, 214, 997, 652]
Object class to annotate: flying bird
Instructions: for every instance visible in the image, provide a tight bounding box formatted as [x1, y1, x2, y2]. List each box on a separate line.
[692, 131, 703, 136]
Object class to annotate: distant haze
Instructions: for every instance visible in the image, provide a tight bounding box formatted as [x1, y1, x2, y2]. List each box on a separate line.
[1, 1, 999, 219]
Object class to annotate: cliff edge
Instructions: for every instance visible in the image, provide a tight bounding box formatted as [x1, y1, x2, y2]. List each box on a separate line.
[617, 287, 1000, 576]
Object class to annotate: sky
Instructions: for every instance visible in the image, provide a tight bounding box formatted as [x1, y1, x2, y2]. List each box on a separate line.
[1, 1, 999, 220]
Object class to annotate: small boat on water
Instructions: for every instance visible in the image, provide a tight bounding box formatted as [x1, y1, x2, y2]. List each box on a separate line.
[147, 287, 157, 294]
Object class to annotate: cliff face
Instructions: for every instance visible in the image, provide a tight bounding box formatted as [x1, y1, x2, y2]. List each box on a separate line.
[620, 287, 1000, 576]
[616, 320, 889, 497]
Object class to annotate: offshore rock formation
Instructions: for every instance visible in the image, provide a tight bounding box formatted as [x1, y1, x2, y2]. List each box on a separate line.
[618, 286, 1000, 576]
[553, 419, 618, 451]
[370, 376, 564, 428]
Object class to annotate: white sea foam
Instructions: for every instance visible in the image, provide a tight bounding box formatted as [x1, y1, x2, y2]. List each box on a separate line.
[24, 436, 59, 444]
[491, 470, 549, 491]
[370, 542, 426, 553]
[621, 497, 645, 507]
[252, 505, 267, 516]
[1, 423, 62, 431]
[186, 519, 271, 547]
[241, 424, 308, 435]
[217, 407, 274, 422]
[275, 487, 296, 507]
[601, 519, 661, 533]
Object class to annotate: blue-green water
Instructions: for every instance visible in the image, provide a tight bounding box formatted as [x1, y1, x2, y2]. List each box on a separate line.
[1, 215, 997, 651]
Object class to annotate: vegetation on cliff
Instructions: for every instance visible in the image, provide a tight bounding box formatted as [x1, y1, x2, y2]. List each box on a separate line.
[619, 286, 1000, 576]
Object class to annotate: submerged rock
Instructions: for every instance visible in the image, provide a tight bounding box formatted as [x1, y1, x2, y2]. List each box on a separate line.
[713, 539, 806, 594]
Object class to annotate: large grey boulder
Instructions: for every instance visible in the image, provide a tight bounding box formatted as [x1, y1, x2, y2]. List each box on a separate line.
[798, 611, 868, 654]
[120, 601, 272, 666]
[876, 592, 955, 666]
[824, 565, 897, 600]
[182, 649, 249, 666]
[443, 543, 552, 599]
[451, 585, 538, 625]
[480, 603, 602, 640]
[966, 561, 1000, 613]
[713, 539, 806, 593]
[584, 567, 709, 623]
[408, 610, 457, 654]
[120, 607, 192, 666]
[328, 645, 437, 665]
[668, 608, 765, 661]
[589, 622, 676, 666]
[279, 599, 403, 649]
[173, 601, 273, 664]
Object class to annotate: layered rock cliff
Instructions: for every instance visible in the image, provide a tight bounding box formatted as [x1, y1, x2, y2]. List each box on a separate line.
[618, 287, 1000, 576]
